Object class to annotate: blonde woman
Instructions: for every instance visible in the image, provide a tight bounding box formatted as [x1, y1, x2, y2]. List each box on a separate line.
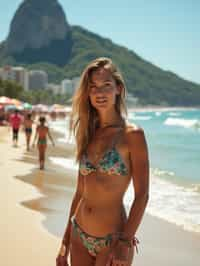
[56, 58, 149, 266]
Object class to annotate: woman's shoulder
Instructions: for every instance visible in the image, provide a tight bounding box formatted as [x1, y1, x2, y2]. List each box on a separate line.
[124, 122, 144, 134]
[124, 122, 145, 144]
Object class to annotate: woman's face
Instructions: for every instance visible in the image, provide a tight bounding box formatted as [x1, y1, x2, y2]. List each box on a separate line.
[88, 67, 121, 111]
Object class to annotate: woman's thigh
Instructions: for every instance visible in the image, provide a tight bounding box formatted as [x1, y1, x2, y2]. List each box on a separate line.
[95, 245, 134, 266]
[70, 230, 95, 266]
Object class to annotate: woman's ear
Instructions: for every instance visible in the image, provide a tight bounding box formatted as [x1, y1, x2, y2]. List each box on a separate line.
[116, 85, 122, 95]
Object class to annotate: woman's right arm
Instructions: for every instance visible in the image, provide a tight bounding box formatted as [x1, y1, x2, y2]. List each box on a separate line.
[58, 170, 84, 255]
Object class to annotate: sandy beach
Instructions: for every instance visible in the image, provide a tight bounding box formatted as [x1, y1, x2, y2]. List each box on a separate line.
[1, 124, 200, 266]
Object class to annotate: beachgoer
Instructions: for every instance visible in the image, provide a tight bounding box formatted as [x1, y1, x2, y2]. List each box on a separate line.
[9, 109, 23, 147]
[56, 57, 149, 266]
[32, 116, 55, 170]
[23, 113, 34, 151]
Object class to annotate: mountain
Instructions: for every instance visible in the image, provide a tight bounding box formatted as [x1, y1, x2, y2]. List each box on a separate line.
[0, 0, 200, 106]
[2, 0, 72, 66]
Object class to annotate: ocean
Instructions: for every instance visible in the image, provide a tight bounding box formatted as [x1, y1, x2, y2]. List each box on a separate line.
[49, 108, 200, 234]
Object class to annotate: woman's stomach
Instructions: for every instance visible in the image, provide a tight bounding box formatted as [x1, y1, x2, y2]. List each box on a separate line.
[74, 197, 127, 237]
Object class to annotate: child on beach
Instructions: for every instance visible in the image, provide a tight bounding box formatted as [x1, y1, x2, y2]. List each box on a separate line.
[23, 113, 34, 151]
[32, 116, 55, 170]
[9, 109, 23, 147]
[56, 58, 149, 266]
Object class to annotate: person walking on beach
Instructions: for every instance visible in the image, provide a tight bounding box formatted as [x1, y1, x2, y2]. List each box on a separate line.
[32, 116, 55, 170]
[56, 58, 149, 266]
[9, 109, 23, 147]
[23, 113, 34, 151]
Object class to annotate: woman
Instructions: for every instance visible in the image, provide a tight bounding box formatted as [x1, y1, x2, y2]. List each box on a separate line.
[56, 58, 149, 266]
[24, 113, 34, 151]
[33, 116, 55, 170]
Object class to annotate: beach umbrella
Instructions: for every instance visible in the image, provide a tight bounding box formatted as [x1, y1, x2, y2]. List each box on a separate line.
[10, 98, 22, 107]
[0, 96, 12, 105]
[33, 104, 49, 112]
[50, 104, 65, 112]
[4, 105, 16, 111]
[64, 106, 72, 113]
[23, 102, 32, 110]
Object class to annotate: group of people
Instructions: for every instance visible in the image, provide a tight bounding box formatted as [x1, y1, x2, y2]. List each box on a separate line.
[9, 110, 55, 170]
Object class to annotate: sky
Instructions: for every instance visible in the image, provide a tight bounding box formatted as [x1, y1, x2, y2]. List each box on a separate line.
[0, 0, 199, 84]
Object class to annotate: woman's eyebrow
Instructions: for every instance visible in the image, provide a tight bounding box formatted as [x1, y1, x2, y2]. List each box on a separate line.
[89, 79, 112, 87]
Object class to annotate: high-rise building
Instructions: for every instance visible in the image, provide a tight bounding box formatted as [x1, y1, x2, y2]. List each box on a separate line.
[61, 79, 73, 95]
[12, 67, 29, 90]
[0, 66, 15, 81]
[28, 70, 48, 90]
[0, 66, 29, 90]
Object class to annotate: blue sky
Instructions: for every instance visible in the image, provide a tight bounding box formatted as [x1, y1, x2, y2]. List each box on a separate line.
[0, 0, 199, 84]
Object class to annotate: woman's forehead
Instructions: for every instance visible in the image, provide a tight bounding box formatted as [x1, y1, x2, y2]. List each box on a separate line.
[91, 67, 113, 83]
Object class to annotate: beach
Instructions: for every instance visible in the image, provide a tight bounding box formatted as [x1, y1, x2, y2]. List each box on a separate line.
[1, 119, 200, 266]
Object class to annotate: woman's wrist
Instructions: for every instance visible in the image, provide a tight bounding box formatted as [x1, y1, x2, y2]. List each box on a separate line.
[116, 233, 140, 253]
[118, 237, 133, 248]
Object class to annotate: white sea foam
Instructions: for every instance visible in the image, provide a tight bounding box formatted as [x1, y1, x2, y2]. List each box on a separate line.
[164, 117, 200, 129]
[128, 113, 152, 121]
[168, 112, 181, 116]
[155, 111, 162, 116]
[124, 168, 200, 233]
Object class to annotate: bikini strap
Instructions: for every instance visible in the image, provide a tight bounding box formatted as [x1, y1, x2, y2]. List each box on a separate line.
[111, 127, 124, 148]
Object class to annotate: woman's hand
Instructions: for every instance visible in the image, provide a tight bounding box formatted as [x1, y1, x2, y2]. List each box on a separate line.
[56, 244, 69, 266]
[106, 240, 132, 266]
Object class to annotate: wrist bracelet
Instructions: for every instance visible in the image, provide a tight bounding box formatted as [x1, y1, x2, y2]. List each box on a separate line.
[118, 237, 132, 247]
[118, 236, 140, 253]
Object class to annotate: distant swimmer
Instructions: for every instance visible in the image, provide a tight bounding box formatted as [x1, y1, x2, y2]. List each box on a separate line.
[9, 109, 23, 147]
[23, 113, 34, 151]
[32, 116, 55, 170]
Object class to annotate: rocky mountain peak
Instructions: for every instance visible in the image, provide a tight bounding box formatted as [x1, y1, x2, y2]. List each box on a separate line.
[6, 0, 71, 54]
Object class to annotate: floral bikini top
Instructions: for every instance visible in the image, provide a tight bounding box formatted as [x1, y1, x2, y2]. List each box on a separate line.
[79, 129, 129, 176]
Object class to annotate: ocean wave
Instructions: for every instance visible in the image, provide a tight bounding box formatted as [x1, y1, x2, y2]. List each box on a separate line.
[164, 117, 200, 129]
[168, 112, 181, 116]
[124, 169, 200, 233]
[128, 114, 152, 121]
[155, 111, 162, 116]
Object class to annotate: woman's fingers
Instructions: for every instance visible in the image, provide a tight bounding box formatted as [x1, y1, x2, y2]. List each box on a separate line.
[56, 255, 68, 266]
[106, 254, 114, 266]
[112, 258, 128, 266]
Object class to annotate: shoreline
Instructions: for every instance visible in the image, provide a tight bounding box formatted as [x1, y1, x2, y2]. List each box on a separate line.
[1, 125, 200, 265]
[127, 105, 200, 112]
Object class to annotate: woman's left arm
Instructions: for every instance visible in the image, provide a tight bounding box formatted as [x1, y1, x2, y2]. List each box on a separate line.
[122, 126, 149, 240]
[106, 127, 149, 266]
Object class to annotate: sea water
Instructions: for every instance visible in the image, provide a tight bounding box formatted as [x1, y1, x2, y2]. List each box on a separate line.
[49, 108, 200, 233]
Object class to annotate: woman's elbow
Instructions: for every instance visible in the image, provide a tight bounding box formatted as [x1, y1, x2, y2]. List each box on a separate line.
[135, 191, 149, 203]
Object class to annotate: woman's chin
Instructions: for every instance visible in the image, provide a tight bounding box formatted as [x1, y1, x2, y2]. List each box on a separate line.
[95, 104, 109, 111]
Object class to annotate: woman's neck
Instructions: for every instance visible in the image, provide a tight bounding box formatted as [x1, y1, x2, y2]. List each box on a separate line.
[97, 109, 123, 129]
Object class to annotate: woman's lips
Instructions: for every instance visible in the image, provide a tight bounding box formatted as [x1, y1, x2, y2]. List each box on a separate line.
[95, 98, 107, 104]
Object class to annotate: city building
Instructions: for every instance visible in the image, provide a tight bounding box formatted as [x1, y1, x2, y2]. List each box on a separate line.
[28, 70, 48, 90]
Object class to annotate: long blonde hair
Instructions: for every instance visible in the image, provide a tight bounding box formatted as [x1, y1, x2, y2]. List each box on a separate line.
[70, 57, 127, 162]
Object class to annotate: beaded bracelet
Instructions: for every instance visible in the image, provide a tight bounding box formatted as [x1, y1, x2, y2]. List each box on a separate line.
[118, 236, 140, 254]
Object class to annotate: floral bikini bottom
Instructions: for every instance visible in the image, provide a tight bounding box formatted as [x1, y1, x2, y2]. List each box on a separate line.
[71, 216, 113, 257]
